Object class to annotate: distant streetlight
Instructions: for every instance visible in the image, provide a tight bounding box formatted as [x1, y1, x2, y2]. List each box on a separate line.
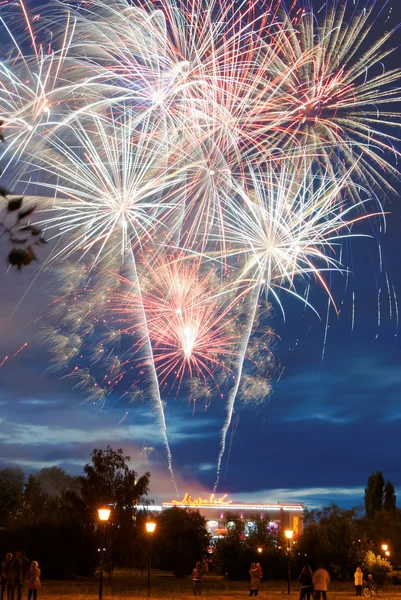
[381, 544, 388, 552]
[146, 522, 157, 597]
[285, 530, 294, 596]
[98, 508, 111, 600]
[257, 547, 263, 554]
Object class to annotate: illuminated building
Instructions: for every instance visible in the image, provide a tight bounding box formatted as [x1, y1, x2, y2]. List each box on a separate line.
[139, 493, 303, 539]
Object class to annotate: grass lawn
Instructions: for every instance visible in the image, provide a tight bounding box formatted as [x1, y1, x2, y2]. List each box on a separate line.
[30, 571, 401, 600]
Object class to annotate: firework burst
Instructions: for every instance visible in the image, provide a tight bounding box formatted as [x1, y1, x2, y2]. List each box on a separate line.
[213, 159, 385, 489]
[114, 255, 242, 388]
[1, 0, 399, 492]
[263, 0, 401, 193]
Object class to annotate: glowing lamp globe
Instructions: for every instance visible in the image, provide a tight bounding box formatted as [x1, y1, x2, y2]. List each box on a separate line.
[98, 508, 111, 522]
[146, 521, 156, 533]
[285, 530, 294, 540]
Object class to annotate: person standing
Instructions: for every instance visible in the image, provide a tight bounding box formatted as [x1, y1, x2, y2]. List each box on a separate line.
[192, 561, 203, 595]
[249, 563, 261, 597]
[354, 567, 363, 596]
[313, 564, 330, 600]
[10, 552, 23, 600]
[1, 554, 12, 600]
[7, 553, 22, 600]
[299, 564, 314, 600]
[26, 562, 41, 600]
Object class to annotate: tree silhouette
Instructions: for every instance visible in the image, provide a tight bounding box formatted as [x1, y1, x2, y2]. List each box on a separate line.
[383, 481, 396, 513]
[365, 471, 385, 518]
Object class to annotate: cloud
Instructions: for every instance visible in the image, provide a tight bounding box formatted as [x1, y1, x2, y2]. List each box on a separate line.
[198, 463, 215, 471]
[0, 411, 219, 447]
[228, 487, 365, 509]
[20, 399, 63, 406]
[270, 352, 401, 425]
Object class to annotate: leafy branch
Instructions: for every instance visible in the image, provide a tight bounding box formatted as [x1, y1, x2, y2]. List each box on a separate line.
[0, 120, 47, 269]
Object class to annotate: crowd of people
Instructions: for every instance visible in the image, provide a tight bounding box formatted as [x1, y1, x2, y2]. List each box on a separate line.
[246, 562, 379, 599]
[0, 552, 41, 600]
[0, 551, 380, 599]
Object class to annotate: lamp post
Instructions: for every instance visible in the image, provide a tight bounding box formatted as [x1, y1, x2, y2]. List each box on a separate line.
[382, 543, 390, 557]
[285, 530, 294, 596]
[98, 508, 111, 600]
[146, 521, 156, 597]
[257, 547, 263, 554]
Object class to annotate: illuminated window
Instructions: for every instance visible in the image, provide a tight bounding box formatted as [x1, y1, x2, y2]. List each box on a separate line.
[206, 520, 219, 534]
[245, 521, 256, 535]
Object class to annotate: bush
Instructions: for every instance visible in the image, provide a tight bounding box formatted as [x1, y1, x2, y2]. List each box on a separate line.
[362, 550, 392, 585]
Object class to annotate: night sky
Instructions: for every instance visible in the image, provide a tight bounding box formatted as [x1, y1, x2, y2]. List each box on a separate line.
[1, 0, 401, 509]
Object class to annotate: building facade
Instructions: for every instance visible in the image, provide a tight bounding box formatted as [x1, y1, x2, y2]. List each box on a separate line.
[160, 493, 303, 540]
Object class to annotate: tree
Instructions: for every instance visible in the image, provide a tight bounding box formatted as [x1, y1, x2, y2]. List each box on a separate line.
[78, 446, 150, 566]
[20, 475, 48, 523]
[365, 472, 385, 518]
[244, 515, 278, 550]
[35, 466, 79, 496]
[383, 481, 396, 513]
[297, 504, 363, 580]
[79, 446, 149, 517]
[212, 514, 283, 580]
[153, 508, 210, 577]
[357, 507, 401, 566]
[213, 528, 254, 579]
[0, 447, 152, 577]
[0, 467, 24, 527]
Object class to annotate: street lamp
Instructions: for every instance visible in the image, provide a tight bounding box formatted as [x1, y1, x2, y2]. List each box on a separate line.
[98, 508, 111, 600]
[257, 547, 263, 554]
[381, 544, 388, 552]
[285, 530, 294, 596]
[146, 521, 157, 597]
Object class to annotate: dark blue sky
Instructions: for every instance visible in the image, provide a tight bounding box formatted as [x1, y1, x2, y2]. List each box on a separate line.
[1, 0, 401, 509]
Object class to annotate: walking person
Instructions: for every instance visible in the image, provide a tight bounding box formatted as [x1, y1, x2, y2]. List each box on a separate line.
[354, 567, 363, 596]
[312, 564, 330, 600]
[1, 555, 12, 600]
[192, 561, 203, 595]
[26, 562, 41, 600]
[249, 563, 261, 597]
[299, 564, 314, 600]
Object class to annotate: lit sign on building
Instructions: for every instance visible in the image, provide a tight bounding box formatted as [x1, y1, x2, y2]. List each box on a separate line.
[293, 515, 299, 540]
[171, 493, 232, 507]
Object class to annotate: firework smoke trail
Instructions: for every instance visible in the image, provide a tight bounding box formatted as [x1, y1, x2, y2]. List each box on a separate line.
[126, 247, 177, 493]
[214, 283, 260, 492]
[27, 110, 186, 488]
[213, 162, 384, 487]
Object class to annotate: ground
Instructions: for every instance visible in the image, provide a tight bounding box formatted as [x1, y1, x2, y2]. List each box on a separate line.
[29, 571, 401, 599]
